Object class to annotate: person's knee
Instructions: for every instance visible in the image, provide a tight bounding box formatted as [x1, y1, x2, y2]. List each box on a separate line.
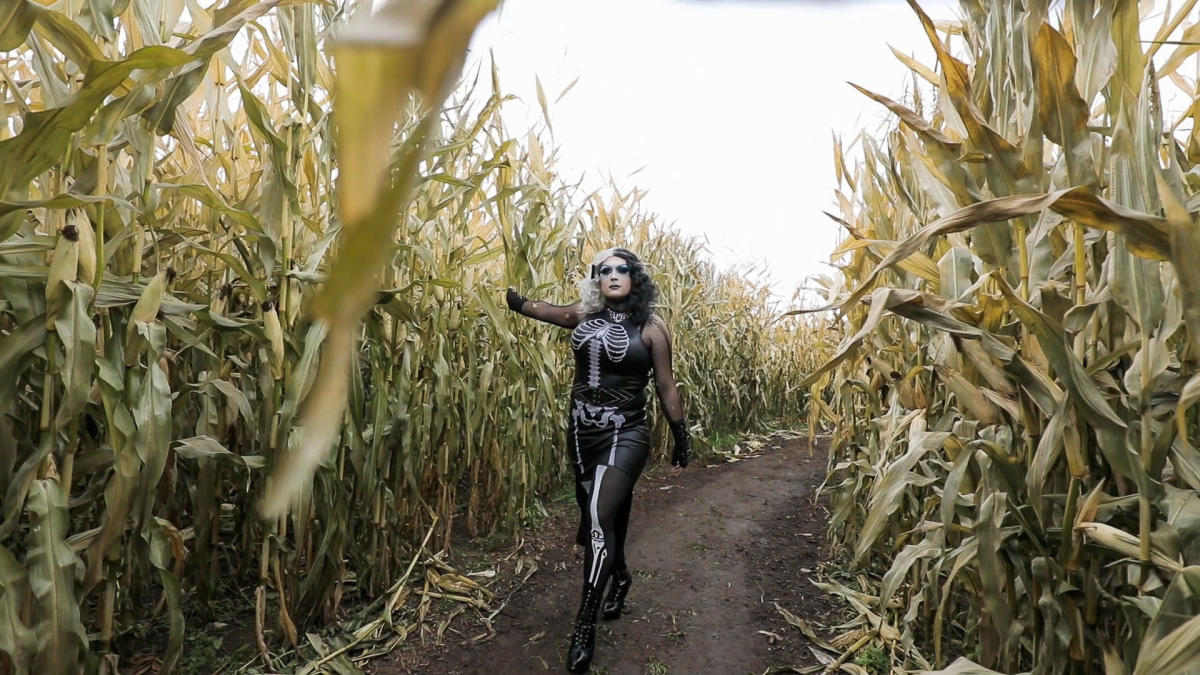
[595, 496, 630, 531]
[595, 511, 621, 533]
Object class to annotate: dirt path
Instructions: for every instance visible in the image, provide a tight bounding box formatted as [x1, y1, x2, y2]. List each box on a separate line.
[375, 436, 839, 675]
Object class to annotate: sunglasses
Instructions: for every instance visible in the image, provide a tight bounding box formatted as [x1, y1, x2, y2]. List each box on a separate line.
[597, 264, 630, 276]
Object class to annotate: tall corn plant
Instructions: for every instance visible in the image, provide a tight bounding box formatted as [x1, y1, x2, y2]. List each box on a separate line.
[0, 1, 817, 671]
[805, 0, 1200, 671]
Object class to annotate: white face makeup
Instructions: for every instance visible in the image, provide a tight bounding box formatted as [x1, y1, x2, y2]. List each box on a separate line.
[597, 255, 632, 301]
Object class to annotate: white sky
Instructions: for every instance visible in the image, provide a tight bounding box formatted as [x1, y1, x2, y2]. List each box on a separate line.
[465, 0, 961, 301]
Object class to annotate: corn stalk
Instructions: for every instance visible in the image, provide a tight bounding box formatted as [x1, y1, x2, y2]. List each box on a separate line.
[808, 1, 1200, 671]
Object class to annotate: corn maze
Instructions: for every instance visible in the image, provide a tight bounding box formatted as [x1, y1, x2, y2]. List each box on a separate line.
[0, 1, 820, 672]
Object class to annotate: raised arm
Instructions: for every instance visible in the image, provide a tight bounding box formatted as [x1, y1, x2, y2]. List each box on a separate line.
[643, 315, 691, 468]
[505, 288, 581, 329]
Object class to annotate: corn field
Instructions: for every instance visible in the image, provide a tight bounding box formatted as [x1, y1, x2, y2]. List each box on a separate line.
[0, 1, 822, 672]
[807, 0, 1200, 672]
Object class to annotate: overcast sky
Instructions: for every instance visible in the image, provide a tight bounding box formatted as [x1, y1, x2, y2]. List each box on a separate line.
[464, 0, 960, 302]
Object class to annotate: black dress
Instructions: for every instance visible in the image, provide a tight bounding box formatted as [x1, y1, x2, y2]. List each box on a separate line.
[566, 307, 653, 480]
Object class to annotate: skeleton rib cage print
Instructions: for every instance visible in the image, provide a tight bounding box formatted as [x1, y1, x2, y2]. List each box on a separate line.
[573, 316, 631, 388]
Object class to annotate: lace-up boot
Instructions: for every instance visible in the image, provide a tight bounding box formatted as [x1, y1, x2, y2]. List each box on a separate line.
[600, 568, 632, 620]
[566, 587, 602, 672]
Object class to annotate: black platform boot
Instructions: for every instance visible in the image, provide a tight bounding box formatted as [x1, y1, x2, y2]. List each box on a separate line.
[566, 587, 601, 673]
[600, 568, 632, 620]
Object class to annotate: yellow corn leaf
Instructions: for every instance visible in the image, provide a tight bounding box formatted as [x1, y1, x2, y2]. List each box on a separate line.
[888, 44, 939, 87]
[263, 0, 500, 518]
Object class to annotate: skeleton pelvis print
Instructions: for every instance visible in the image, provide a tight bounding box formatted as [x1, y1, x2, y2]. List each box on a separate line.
[572, 400, 626, 428]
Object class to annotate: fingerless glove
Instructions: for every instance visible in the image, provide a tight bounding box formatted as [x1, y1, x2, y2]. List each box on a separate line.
[505, 288, 528, 314]
[668, 418, 691, 467]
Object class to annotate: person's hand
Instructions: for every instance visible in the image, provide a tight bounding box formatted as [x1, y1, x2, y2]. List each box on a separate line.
[668, 418, 690, 471]
[505, 288, 528, 314]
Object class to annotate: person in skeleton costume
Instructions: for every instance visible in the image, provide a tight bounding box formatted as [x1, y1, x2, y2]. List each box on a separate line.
[506, 247, 691, 673]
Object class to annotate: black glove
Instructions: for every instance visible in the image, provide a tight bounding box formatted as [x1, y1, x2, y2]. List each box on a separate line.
[505, 288, 528, 314]
[668, 418, 691, 467]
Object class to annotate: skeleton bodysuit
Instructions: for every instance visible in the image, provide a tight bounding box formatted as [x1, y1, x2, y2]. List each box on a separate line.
[509, 295, 686, 600]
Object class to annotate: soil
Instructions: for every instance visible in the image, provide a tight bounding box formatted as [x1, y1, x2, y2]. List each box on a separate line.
[372, 435, 843, 675]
